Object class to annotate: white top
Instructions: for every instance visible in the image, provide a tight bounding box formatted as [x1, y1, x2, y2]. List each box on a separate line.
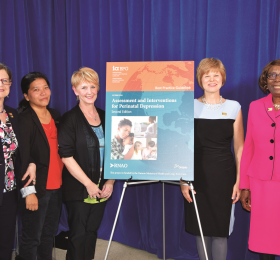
[131, 150, 142, 160]
[194, 99, 241, 120]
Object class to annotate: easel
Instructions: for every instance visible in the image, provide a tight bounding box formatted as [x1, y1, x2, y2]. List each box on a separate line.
[162, 180, 208, 260]
[104, 177, 208, 260]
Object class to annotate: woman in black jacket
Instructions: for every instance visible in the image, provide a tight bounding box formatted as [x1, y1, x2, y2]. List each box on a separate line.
[0, 63, 35, 260]
[58, 67, 115, 260]
[18, 72, 63, 260]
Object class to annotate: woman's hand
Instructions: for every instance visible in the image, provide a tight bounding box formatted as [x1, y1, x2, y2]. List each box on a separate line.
[180, 183, 196, 203]
[85, 181, 102, 199]
[22, 163, 36, 187]
[240, 189, 251, 211]
[100, 180, 115, 199]
[25, 193, 38, 211]
[232, 183, 241, 204]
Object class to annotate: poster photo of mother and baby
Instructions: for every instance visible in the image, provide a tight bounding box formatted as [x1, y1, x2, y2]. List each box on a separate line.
[111, 116, 158, 160]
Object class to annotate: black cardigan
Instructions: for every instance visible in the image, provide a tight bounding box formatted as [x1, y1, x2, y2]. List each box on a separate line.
[58, 104, 106, 202]
[0, 105, 21, 206]
[18, 106, 61, 199]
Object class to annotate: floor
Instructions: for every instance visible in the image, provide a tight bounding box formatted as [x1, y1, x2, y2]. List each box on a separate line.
[12, 239, 173, 260]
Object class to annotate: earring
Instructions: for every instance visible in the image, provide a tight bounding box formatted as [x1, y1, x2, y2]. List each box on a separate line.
[76, 96, 79, 101]
[6, 95, 9, 98]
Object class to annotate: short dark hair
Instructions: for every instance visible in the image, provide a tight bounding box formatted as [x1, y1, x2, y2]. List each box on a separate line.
[0, 63, 12, 80]
[118, 118, 132, 128]
[18, 72, 50, 112]
[148, 141, 155, 147]
[259, 59, 280, 93]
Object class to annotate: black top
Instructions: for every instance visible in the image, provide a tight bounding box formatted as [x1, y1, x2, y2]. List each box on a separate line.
[184, 100, 240, 237]
[18, 106, 61, 199]
[0, 105, 21, 206]
[58, 104, 106, 202]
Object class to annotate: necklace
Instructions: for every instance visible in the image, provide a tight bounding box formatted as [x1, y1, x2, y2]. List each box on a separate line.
[80, 107, 97, 121]
[273, 104, 280, 109]
[202, 95, 223, 110]
[0, 108, 5, 113]
[42, 122, 51, 131]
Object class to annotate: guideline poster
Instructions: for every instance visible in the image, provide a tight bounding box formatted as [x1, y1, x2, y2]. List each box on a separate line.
[104, 61, 194, 181]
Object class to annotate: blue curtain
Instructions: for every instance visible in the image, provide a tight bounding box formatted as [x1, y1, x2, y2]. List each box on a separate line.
[1, 0, 280, 259]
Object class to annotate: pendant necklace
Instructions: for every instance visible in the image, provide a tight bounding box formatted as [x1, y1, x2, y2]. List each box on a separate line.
[81, 107, 97, 121]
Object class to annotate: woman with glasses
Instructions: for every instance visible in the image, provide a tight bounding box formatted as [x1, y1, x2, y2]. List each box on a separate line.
[0, 63, 35, 260]
[17, 72, 63, 260]
[240, 59, 280, 260]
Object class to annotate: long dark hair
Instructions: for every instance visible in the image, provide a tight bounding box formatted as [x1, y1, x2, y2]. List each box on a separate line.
[18, 72, 50, 112]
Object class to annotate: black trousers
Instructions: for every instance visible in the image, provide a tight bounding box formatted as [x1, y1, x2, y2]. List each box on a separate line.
[259, 253, 275, 260]
[65, 200, 107, 260]
[19, 189, 62, 260]
[0, 190, 17, 260]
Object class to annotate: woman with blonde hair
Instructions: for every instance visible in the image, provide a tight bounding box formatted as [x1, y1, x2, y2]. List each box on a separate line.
[58, 67, 115, 260]
[131, 141, 142, 160]
[181, 58, 244, 260]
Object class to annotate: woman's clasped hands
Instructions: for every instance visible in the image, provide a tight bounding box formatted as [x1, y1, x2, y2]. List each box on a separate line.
[85, 180, 114, 199]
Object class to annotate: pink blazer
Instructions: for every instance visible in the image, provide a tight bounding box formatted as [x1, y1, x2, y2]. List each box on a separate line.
[240, 94, 280, 189]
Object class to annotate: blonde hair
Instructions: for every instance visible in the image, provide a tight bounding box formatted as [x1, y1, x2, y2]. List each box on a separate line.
[196, 58, 226, 89]
[134, 141, 142, 153]
[71, 67, 100, 91]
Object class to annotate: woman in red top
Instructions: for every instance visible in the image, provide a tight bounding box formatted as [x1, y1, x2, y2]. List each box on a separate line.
[17, 72, 63, 260]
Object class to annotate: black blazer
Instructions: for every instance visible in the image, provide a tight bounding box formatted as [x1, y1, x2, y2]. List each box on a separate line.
[18, 106, 61, 199]
[58, 104, 106, 202]
[0, 105, 21, 206]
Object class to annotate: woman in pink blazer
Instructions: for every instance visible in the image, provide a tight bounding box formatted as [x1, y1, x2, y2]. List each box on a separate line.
[240, 59, 280, 260]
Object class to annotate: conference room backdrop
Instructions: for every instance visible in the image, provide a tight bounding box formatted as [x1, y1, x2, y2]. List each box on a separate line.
[1, 0, 280, 259]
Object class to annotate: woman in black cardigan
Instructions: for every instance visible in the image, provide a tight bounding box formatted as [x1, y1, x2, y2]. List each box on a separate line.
[58, 67, 115, 260]
[0, 63, 35, 260]
[18, 72, 63, 260]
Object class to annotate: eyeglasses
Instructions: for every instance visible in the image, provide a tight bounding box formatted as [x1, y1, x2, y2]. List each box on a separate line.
[0, 78, 11, 85]
[267, 73, 280, 80]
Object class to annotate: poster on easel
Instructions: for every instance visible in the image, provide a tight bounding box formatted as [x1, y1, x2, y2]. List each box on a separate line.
[104, 61, 194, 181]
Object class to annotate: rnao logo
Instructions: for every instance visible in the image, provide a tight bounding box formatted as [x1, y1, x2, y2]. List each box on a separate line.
[174, 164, 187, 169]
[120, 67, 128, 71]
[113, 66, 119, 71]
[110, 163, 128, 168]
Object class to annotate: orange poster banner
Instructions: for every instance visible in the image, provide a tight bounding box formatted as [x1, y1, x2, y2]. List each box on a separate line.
[106, 61, 194, 92]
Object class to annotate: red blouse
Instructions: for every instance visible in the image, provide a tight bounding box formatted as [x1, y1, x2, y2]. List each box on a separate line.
[42, 118, 63, 189]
